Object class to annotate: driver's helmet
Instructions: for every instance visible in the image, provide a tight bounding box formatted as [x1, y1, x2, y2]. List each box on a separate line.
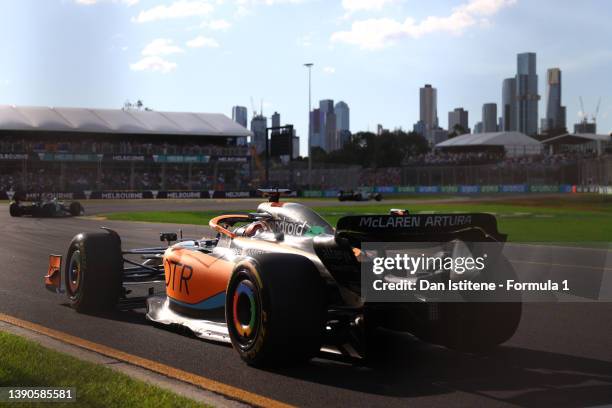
[243, 221, 268, 237]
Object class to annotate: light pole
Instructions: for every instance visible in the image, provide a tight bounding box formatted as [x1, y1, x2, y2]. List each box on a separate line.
[304, 62, 313, 189]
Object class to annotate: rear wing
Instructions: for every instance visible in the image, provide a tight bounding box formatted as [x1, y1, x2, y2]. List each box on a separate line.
[335, 213, 506, 245]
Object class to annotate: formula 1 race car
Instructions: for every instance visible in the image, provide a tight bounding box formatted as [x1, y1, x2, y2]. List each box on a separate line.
[10, 197, 84, 217]
[338, 189, 382, 202]
[44, 189, 521, 367]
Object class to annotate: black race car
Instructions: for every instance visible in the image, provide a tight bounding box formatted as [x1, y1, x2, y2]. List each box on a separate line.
[338, 189, 382, 201]
[10, 197, 84, 217]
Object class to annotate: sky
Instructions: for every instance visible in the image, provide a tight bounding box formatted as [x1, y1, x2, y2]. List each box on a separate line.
[0, 0, 610, 155]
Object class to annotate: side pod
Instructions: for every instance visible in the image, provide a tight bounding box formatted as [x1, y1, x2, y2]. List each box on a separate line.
[44, 254, 64, 294]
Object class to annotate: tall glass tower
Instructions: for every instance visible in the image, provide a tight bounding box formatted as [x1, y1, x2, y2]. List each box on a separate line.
[501, 78, 516, 131]
[515, 52, 540, 136]
[544, 68, 565, 132]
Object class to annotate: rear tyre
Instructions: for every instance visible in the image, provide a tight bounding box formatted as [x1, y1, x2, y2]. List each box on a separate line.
[9, 203, 22, 217]
[65, 231, 123, 313]
[439, 257, 522, 352]
[226, 254, 325, 367]
[69, 201, 84, 216]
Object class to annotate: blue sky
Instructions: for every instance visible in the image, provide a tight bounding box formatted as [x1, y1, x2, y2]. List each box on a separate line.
[0, 0, 610, 155]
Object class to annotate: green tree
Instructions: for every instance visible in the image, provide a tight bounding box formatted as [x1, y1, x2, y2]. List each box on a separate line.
[448, 124, 467, 139]
[320, 130, 429, 167]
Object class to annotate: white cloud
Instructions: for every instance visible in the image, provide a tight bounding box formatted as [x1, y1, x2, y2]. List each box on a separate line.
[201, 19, 232, 30]
[323, 66, 336, 74]
[132, 0, 214, 23]
[234, 0, 305, 17]
[186, 35, 220, 48]
[131, 39, 183, 73]
[130, 56, 177, 73]
[331, 0, 516, 50]
[341, 0, 395, 13]
[75, 0, 139, 6]
[141, 39, 184, 56]
[236, 0, 305, 5]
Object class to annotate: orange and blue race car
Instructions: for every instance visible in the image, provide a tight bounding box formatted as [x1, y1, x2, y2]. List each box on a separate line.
[44, 189, 521, 367]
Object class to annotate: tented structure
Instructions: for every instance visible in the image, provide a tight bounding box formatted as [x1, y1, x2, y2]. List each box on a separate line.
[435, 131, 542, 156]
[0, 105, 251, 137]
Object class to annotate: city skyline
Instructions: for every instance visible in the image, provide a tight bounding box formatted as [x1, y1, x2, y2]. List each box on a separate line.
[0, 1, 610, 156]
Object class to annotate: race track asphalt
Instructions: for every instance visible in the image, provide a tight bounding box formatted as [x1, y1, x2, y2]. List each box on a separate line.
[0, 199, 611, 407]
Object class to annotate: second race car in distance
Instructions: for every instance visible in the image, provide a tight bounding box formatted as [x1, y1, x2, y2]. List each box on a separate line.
[338, 189, 382, 202]
[10, 196, 84, 217]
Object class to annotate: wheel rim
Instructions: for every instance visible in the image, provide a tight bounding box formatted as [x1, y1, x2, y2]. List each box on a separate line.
[231, 276, 260, 347]
[68, 250, 81, 295]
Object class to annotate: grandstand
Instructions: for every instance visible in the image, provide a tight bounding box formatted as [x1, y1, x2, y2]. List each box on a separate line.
[434, 131, 542, 157]
[0, 105, 252, 193]
[542, 133, 612, 156]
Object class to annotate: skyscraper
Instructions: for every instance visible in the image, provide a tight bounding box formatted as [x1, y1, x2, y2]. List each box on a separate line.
[501, 78, 516, 131]
[334, 101, 351, 149]
[271, 111, 280, 135]
[448, 108, 469, 134]
[292, 134, 300, 159]
[324, 111, 337, 151]
[310, 108, 322, 149]
[420, 84, 438, 130]
[482, 103, 498, 132]
[232, 106, 248, 128]
[515, 52, 540, 136]
[250, 114, 267, 154]
[542, 68, 566, 134]
[334, 101, 350, 132]
[318, 99, 336, 152]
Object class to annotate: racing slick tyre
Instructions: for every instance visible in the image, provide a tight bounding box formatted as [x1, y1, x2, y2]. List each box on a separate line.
[373, 193, 382, 201]
[438, 256, 522, 352]
[69, 201, 84, 216]
[9, 203, 22, 217]
[64, 231, 123, 313]
[226, 254, 325, 367]
[40, 203, 56, 217]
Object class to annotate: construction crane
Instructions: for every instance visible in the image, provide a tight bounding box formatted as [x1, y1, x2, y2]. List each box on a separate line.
[578, 96, 602, 124]
[249, 97, 265, 118]
[593, 97, 601, 124]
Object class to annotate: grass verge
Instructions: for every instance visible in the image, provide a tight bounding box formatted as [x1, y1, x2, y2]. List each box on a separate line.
[0, 331, 207, 408]
[103, 195, 612, 242]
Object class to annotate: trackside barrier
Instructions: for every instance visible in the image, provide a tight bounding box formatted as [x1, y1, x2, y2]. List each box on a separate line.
[301, 185, 606, 197]
[1, 186, 609, 201]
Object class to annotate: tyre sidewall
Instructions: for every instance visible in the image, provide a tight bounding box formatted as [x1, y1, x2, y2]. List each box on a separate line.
[226, 254, 325, 367]
[65, 232, 122, 313]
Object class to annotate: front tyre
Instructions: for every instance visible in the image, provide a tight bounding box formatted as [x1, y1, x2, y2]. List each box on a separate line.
[9, 203, 22, 217]
[69, 201, 84, 216]
[65, 231, 123, 313]
[226, 254, 325, 367]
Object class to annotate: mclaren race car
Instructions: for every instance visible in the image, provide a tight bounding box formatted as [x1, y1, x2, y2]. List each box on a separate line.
[44, 189, 521, 367]
[338, 189, 382, 202]
[10, 196, 84, 217]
